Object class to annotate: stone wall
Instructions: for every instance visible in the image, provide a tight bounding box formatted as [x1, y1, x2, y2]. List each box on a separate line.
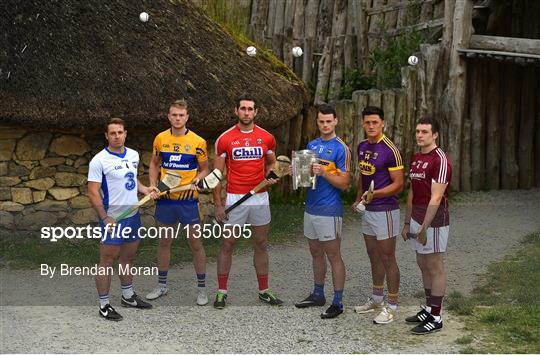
[0, 127, 216, 231]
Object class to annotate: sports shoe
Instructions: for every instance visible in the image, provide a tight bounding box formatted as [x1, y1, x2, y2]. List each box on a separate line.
[258, 290, 284, 306]
[294, 293, 326, 308]
[197, 288, 209, 306]
[320, 304, 343, 319]
[405, 306, 431, 323]
[411, 314, 443, 334]
[373, 306, 396, 324]
[146, 286, 168, 300]
[121, 293, 153, 309]
[213, 291, 227, 309]
[354, 297, 384, 314]
[99, 304, 123, 321]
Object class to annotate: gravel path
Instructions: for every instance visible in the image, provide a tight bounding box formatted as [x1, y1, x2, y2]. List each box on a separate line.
[1, 189, 539, 353]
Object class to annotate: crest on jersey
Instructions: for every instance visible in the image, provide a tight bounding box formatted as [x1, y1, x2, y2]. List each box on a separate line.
[326, 149, 333, 156]
[184, 144, 191, 152]
[373, 152, 379, 159]
[257, 138, 262, 144]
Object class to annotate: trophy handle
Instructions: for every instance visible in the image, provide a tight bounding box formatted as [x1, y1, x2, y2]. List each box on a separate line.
[311, 157, 317, 189]
[291, 154, 299, 190]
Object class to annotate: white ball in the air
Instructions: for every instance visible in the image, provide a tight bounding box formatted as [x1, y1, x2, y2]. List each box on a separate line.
[292, 46, 303, 57]
[408, 55, 419, 66]
[139, 12, 149, 22]
[246, 46, 257, 57]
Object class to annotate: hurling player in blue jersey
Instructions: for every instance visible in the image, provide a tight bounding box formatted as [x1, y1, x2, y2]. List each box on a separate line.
[294, 104, 351, 319]
[88, 118, 158, 321]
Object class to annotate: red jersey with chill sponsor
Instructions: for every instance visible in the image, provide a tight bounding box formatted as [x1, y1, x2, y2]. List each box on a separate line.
[215, 124, 276, 194]
[409, 147, 452, 227]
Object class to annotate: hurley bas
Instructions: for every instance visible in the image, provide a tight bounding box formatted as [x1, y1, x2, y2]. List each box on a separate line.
[40, 264, 158, 279]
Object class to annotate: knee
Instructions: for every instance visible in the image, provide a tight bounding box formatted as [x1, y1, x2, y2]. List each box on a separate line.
[158, 237, 173, 248]
[100, 254, 117, 267]
[325, 250, 343, 264]
[380, 251, 396, 266]
[220, 239, 236, 254]
[253, 240, 267, 253]
[309, 246, 324, 259]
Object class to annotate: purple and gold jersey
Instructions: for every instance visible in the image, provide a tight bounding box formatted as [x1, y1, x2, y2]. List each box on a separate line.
[357, 135, 403, 211]
[306, 136, 351, 217]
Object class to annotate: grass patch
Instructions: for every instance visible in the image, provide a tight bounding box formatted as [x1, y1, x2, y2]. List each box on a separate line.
[451, 231, 540, 353]
[0, 205, 304, 270]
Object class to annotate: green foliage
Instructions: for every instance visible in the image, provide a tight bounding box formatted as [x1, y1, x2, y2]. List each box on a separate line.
[451, 231, 540, 353]
[339, 68, 376, 99]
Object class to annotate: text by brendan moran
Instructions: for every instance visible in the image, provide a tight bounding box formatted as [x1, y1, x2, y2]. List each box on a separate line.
[40, 264, 158, 278]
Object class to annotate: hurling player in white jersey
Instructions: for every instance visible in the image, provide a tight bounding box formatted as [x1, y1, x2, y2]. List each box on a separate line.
[88, 118, 158, 321]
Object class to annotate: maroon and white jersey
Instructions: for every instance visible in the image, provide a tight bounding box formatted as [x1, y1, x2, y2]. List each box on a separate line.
[409, 147, 452, 227]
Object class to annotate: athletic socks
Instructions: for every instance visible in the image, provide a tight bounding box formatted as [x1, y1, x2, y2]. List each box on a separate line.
[425, 288, 432, 306]
[121, 284, 134, 299]
[99, 294, 109, 308]
[257, 274, 269, 292]
[388, 292, 398, 310]
[158, 270, 168, 287]
[218, 273, 229, 293]
[372, 284, 384, 304]
[332, 289, 343, 309]
[429, 295, 444, 316]
[197, 273, 206, 289]
[313, 283, 325, 300]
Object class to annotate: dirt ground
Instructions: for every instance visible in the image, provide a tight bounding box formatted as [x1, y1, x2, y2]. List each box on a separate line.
[1, 189, 539, 353]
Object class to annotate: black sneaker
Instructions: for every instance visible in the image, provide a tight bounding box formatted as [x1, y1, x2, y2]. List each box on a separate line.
[213, 291, 227, 309]
[405, 306, 431, 323]
[99, 304, 123, 321]
[295, 294, 326, 308]
[411, 314, 443, 334]
[121, 293, 153, 309]
[259, 290, 284, 306]
[321, 304, 343, 319]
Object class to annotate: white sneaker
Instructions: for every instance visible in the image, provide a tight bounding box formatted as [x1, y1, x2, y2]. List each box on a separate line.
[145, 286, 168, 300]
[373, 306, 397, 324]
[196, 288, 208, 306]
[354, 297, 384, 314]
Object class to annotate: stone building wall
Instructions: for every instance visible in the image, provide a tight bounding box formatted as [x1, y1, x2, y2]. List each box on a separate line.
[0, 127, 216, 231]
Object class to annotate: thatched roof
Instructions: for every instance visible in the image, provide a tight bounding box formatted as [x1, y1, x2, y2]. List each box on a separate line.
[0, 0, 308, 134]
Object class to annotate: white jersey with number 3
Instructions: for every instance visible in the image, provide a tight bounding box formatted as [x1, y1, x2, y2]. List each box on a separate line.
[88, 147, 139, 218]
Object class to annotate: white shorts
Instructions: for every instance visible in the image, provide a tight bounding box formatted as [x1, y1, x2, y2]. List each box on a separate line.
[225, 192, 271, 227]
[304, 212, 342, 241]
[362, 209, 400, 240]
[409, 218, 449, 254]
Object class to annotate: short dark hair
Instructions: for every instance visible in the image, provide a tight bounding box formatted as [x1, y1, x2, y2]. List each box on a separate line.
[236, 94, 257, 109]
[416, 117, 440, 134]
[361, 106, 384, 120]
[106, 117, 126, 132]
[170, 99, 188, 112]
[317, 104, 336, 117]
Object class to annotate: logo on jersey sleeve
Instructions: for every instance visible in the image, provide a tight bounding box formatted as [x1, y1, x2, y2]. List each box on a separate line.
[232, 147, 263, 160]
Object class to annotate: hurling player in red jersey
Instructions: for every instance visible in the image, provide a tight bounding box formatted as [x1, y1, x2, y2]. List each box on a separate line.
[211, 94, 282, 309]
[402, 117, 452, 334]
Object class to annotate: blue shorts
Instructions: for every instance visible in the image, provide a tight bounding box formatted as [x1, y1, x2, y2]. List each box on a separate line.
[99, 212, 141, 245]
[155, 199, 201, 225]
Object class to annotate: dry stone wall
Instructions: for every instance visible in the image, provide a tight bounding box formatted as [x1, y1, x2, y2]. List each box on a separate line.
[0, 127, 217, 231]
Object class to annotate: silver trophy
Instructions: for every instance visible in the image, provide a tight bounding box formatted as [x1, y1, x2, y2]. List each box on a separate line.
[292, 150, 318, 190]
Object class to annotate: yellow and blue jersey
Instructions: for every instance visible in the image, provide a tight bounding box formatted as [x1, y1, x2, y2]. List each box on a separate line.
[152, 129, 207, 200]
[306, 136, 351, 217]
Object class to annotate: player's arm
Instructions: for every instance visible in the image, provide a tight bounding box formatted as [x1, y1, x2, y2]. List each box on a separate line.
[194, 159, 210, 183]
[265, 151, 279, 185]
[370, 168, 404, 199]
[320, 170, 350, 190]
[212, 154, 227, 221]
[148, 150, 161, 188]
[352, 174, 364, 211]
[401, 186, 414, 240]
[88, 181, 116, 227]
[419, 182, 447, 232]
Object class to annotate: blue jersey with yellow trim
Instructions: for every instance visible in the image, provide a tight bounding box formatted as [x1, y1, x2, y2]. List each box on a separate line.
[152, 129, 208, 200]
[306, 136, 351, 217]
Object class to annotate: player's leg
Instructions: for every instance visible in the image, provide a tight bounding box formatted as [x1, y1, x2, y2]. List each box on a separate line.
[95, 242, 122, 321]
[118, 238, 152, 309]
[185, 225, 207, 305]
[355, 232, 385, 314]
[320, 223, 346, 319]
[181, 201, 208, 306]
[410, 225, 448, 334]
[295, 213, 326, 308]
[147, 200, 177, 300]
[405, 252, 433, 324]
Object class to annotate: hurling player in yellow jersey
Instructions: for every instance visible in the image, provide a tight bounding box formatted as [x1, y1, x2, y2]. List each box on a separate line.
[146, 100, 210, 306]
